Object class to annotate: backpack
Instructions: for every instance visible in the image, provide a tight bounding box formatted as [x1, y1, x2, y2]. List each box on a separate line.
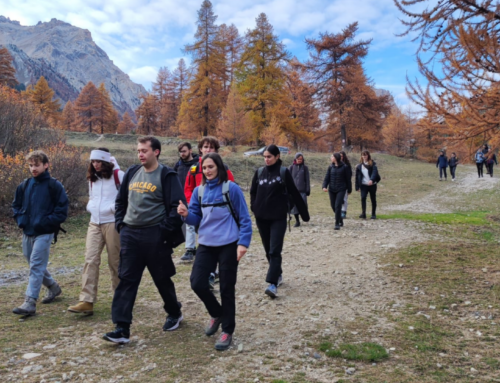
[476, 152, 484, 163]
[20, 177, 67, 244]
[91, 169, 121, 190]
[197, 181, 240, 228]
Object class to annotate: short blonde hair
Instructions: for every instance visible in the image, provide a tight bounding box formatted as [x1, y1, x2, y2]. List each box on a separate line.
[26, 150, 49, 165]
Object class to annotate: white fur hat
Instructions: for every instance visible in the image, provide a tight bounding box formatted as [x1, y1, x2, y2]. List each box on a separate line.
[90, 150, 111, 163]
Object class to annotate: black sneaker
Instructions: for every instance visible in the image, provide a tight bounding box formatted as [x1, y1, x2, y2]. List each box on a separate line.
[334, 225, 340, 230]
[293, 220, 300, 228]
[180, 249, 195, 262]
[163, 314, 183, 331]
[370, 215, 377, 220]
[215, 332, 232, 351]
[341, 211, 346, 218]
[103, 327, 130, 344]
[359, 213, 366, 219]
[205, 317, 223, 336]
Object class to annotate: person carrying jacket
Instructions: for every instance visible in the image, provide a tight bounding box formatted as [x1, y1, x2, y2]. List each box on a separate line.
[436, 150, 448, 181]
[103, 136, 186, 345]
[485, 148, 498, 177]
[322, 152, 352, 230]
[250, 144, 310, 299]
[68, 148, 125, 316]
[355, 151, 379, 219]
[182, 137, 234, 265]
[173, 142, 199, 261]
[288, 152, 310, 228]
[449, 152, 459, 181]
[475, 149, 485, 178]
[11, 150, 68, 316]
[178, 153, 252, 351]
[340, 151, 353, 218]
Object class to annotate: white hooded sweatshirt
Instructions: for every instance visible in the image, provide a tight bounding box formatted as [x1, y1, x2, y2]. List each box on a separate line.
[86, 156, 125, 224]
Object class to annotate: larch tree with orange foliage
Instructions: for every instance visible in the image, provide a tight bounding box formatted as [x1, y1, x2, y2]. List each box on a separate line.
[61, 101, 77, 131]
[27, 76, 61, 124]
[0, 47, 17, 87]
[74, 81, 101, 133]
[117, 112, 136, 134]
[383, 106, 416, 156]
[96, 83, 117, 134]
[136, 94, 159, 135]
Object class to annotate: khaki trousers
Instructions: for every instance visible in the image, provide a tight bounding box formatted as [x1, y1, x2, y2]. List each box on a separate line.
[79, 222, 120, 303]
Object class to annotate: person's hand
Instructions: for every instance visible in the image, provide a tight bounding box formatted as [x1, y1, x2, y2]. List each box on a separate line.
[368, 180, 373, 186]
[237, 245, 247, 261]
[322, 188, 328, 192]
[177, 200, 188, 217]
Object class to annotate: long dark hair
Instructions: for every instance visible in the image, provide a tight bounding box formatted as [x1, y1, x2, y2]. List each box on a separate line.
[264, 144, 283, 167]
[201, 153, 228, 185]
[87, 147, 114, 182]
[359, 150, 373, 167]
[340, 151, 350, 167]
[332, 152, 342, 166]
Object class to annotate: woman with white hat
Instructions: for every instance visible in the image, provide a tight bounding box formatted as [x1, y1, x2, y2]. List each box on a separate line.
[68, 148, 124, 315]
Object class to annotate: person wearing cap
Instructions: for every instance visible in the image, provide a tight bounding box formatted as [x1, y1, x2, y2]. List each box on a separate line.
[68, 148, 124, 315]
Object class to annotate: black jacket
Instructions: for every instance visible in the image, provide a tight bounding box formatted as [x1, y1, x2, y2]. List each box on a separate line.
[449, 157, 459, 167]
[355, 162, 379, 191]
[288, 163, 310, 195]
[250, 161, 310, 222]
[487, 154, 498, 165]
[115, 164, 186, 250]
[322, 163, 352, 194]
[173, 154, 199, 189]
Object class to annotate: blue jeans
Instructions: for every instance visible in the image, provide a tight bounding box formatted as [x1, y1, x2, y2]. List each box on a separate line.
[184, 224, 197, 250]
[22, 234, 55, 299]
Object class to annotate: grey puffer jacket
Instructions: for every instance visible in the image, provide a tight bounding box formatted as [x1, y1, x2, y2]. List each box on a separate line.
[288, 163, 310, 195]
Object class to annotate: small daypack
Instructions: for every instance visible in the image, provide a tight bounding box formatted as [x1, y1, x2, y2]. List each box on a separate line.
[197, 181, 240, 228]
[91, 169, 121, 190]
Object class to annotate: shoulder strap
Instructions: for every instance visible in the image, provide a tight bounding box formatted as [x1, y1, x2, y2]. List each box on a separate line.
[222, 181, 240, 228]
[280, 167, 286, 183]
[21, 178, 30, 193]
[198, 184, 205, 205]
[113, 169, 121, 190]
[258, 167, 264, 178]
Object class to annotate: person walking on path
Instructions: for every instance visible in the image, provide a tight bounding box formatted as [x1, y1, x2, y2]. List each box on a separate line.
[355, 151, 380, 220]
[449, 152, 459, 181]
[436, 150, 448, 181]
[250, 145, 310, 299]
[11, 150, 68, 316]
[340, 151, 352, 218]
[183, 137, 235, 265]
[288, 152, 310, 228]
[103, 136, 186, 344]
[485, 148, 498, 177]
[178, 153, 252, 351]
[68, 148, 124, 316]
[475, 149, 485, 178]
[322, 153, 352, 230]
[173, 142, 199, 262]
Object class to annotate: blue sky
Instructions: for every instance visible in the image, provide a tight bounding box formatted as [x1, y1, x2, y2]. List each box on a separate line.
[2, 0, 424, 106]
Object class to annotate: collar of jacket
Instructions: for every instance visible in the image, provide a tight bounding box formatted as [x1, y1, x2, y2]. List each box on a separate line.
[205, 177, 220, 188]
[34, 171, 51, 183]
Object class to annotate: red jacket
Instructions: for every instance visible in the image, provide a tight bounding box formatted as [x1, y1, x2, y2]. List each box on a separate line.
[184, 157, 235, 203]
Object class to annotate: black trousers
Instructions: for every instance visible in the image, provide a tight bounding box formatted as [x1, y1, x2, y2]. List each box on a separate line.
[360, 184, 377, 216]
[487, 163, 494, 177]
[450, 166, 456, 179]
[477, 163, 484, 177]
[256, 218, 287, 285]
[112, 225, 181, 326]
[190, 242, 238, 334]
[328, 190, 345, 225]
[439, 167, 447, 179]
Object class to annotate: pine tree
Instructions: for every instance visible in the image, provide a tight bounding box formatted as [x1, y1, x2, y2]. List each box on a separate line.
[60, 100, 77, 131]
[237, 13, 290, 143]
[28, 76, 61, 123]
[171, 58, 190, 136]
[117, 111, 136, 134]
[136, 94, 159, 135]
[217, 83, 252, 148]
[217, 24, 243, 93]
[153, 67, 177, 135]
[0, 47, 17, 87]
[74, 81, 101, 133]
[96, 83, 116, 134]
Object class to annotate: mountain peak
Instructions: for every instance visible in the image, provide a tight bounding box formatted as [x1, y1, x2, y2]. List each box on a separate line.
[0, 16, 21, 26]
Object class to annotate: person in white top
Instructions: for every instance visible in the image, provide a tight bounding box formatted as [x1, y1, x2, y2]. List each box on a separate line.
[68, 148, 124, 315]
[355, 151, 380, 220]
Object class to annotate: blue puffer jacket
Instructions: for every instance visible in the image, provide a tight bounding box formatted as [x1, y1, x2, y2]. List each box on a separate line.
[436, 154, 448, 168]
[12, 171, 68, 236]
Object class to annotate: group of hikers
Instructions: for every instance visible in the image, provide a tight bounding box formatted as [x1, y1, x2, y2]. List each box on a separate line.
[11, 136, 380, 351]
[436, 144, 497, 181]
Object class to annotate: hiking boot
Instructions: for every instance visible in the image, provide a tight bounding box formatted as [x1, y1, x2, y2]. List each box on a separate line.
[13, 296, 36, 316]
[41, 282, 62, 304]
[163, 313, 183, 331]
[359, 213, 366, 219]
[293, 220, 300, 228]
[215, 332, 232, 351]
[341, 211, 346, 219]
[370, 215, 377, 220]
[334, 225, 340, 230]
[103, 326, 130, 344]
[339, 219, 344, 227]
[68, 301, 94, 315]
[180, 249, 195, 262]
[439, 178, 442, 181]
[277, 275, 283, 287]
[265, 284, 277, 298]
[205, 317, 222, 336]
[209, 273, 216, 290]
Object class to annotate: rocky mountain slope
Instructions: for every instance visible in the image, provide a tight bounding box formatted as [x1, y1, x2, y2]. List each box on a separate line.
[0, 16, 146, 116]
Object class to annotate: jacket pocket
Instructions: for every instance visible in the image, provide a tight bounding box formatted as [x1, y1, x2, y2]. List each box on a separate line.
[33, 214, 56, 234]
[15, 211, 28, 229]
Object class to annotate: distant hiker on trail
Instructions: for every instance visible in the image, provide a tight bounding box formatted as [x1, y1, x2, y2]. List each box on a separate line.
[288, 152, 310, 228]
[322, 152, 352, 230]
[436, 150, 448, 181]
[11, 150, 68, 316]
[475, 149, 485, 178]
[340, 151, 353, 218]
[355, 151, 380, 220]
[449, 152, 459, 181]
[178, 153, 252, 351]
[485, 148, 498, 177]
[103, 136, 185, 344]
[173, 142, 199, 262]
[250, 144, 309, 299]
[68, 148, 124, 316]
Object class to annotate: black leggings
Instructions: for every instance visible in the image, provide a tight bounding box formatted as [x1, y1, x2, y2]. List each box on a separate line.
[487, 163, 494, 177]
[256, 218, 287, 285]
[360, 184, 377, 216]
[450, 166, 456, 179]
[439, 167, 447, 179]
[328, 190, 345, 225]
[477, 163, 484, 177]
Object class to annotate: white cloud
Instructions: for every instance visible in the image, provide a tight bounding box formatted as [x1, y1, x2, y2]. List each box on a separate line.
[128, 66, 158, 89]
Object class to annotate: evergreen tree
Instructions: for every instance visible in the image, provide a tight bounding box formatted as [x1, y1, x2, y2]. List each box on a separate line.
[74, 81, 100, 133]
[61, 100, 77, 131]
[217, 83, 252, 148]
[217, 24, 243, 93]
[136, 94, 159, 135]
[28, 76, 61, 123]
[0, 47, 17, 87]
[118, 111, 136, 134]
[96, 83, 116, 134]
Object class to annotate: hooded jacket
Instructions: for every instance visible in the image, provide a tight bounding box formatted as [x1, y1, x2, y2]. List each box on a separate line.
[436, 154, 448, 168]
[288, 160, 311, 195]
[86, 157, 125, 225]
[173, 153, 199, 189]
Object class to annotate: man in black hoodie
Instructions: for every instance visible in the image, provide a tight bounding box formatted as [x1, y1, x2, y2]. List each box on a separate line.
[173, 142, 199, 261]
